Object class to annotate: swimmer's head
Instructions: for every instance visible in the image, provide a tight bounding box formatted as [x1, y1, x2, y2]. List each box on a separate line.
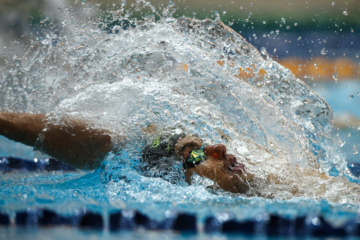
[142, 134, 252, 193]
[175, 136, 252, 193]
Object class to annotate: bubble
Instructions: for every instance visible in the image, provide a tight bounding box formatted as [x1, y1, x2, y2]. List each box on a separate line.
[343, 10, 348, 16]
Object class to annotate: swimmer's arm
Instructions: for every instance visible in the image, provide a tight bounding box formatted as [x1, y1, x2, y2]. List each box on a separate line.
[0, 112, 115, 169]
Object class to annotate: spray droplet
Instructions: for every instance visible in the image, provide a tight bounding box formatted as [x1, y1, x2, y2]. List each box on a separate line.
[40, 18, 48, 24]
[297, 36, 302, 41]
[343, 10, 348, 16]
[333, 72, 338, 81]
[331, 2, 335, 6]
[321, 48, 327, 55]
[262, 21, 267, 24]
[349, 94, 354, 99]
[348, 133, 352, 137]
[353, 145, 358, 155]
[281, 18, 286, 24]
[260, 47, 268, 56]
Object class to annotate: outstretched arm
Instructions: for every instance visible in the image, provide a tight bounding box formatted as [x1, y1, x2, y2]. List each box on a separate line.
[0, 112, 114, 169]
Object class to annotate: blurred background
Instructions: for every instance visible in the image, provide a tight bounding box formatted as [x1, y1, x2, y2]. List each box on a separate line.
[0, 0, 359, 161]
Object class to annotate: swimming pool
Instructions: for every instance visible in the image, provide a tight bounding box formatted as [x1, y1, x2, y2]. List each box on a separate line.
[1, 2, 360, 239]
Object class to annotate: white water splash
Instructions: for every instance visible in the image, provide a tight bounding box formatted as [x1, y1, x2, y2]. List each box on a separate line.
[0, 3, 357, 203]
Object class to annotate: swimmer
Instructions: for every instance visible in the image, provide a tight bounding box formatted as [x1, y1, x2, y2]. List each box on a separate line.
[0, 112, 252, 193]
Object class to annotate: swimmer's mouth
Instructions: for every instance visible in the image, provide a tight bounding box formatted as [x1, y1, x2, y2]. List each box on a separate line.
[228, 162, 245, 174]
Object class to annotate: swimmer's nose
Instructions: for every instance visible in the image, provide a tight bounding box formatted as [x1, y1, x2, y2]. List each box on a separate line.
[227, 154, 237, 165]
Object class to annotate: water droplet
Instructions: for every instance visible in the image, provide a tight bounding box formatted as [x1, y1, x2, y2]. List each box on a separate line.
[294, 22, 298, 26]
[333, 72, 338, 81]
[343, 10, 348, 16]
[340, 141, 346, 147]
[262, 21, 267, 24]
[297, 36, 302, 41]
[357, 92, 360, 96]
[321, 48, 327, 55]
[40, 18, 48, 24]
[353, 145, 358, 155]
[223, 11, 227, 15]
[313, 63, 318, 68]
[281, 18, 286, 24]
[349, 94, 354, 99]
[112, 25, 122, 34]
[331, 2, 335, 6]
[312, 218, 321, 226]
[260, 47, 268, 56]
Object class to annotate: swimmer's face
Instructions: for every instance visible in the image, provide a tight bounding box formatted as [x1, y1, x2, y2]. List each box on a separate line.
[177, 139, 252, 193]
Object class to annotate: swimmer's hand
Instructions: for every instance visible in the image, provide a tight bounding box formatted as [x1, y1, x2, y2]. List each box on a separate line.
[0, 112, 114, 169]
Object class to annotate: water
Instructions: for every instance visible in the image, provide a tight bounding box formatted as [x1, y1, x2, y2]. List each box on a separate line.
[1, 1, 360, 238]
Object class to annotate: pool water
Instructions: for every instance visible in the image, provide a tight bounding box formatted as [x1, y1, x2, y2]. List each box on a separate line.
[1, 8, 360, 239]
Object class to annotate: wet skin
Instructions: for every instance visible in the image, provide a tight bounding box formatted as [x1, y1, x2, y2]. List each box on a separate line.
[179, 143, 253, 194]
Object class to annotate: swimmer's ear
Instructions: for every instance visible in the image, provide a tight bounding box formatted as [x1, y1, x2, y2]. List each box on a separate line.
[174, 136, 203, 155]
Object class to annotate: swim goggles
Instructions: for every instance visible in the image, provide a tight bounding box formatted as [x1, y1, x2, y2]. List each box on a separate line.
[186, 146, 206, 167]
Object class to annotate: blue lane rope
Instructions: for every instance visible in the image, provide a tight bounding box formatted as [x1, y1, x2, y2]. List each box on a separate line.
[0, 207, 359, 237]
